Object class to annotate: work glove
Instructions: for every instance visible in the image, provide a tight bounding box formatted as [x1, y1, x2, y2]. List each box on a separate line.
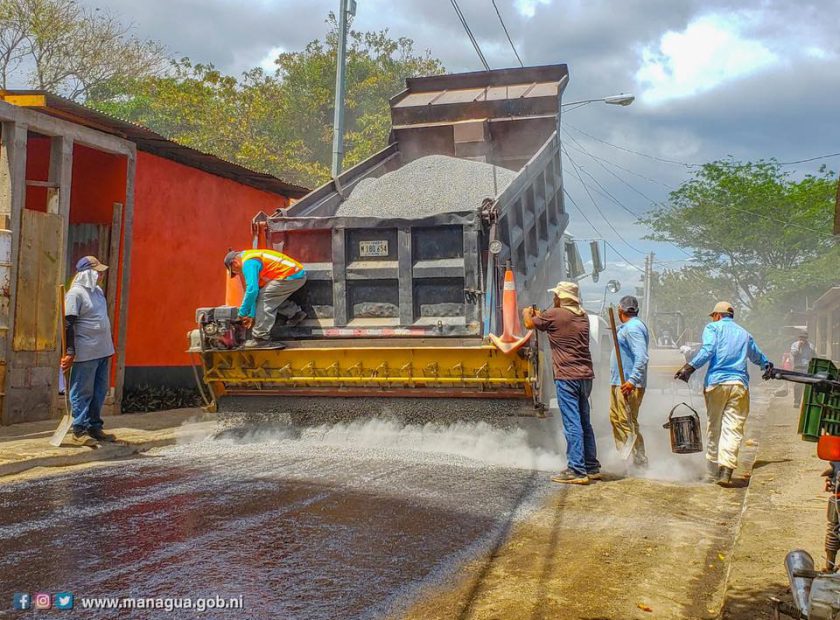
[762, 362, 775, 381]
[674, 363, 695, 383]
[239, 316, 254, 330]
[620, 381, 636, 397]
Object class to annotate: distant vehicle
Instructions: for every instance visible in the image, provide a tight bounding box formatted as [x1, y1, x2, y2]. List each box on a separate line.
[648, 311, 699, 390]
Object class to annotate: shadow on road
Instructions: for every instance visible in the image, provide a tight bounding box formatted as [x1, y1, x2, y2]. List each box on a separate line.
[455, 470, 543, 620]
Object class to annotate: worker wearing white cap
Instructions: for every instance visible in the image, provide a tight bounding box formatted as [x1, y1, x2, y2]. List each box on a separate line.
[674, 301, 773, 487]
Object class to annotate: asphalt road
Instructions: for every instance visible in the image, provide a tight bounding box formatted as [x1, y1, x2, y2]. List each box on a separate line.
[0, 423, 552, 619]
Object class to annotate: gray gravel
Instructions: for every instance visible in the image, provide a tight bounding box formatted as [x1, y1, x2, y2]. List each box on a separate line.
[336, 155, 516, 218]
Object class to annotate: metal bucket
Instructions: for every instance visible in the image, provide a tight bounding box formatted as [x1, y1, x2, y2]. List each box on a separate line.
[662, 403, 703, 454]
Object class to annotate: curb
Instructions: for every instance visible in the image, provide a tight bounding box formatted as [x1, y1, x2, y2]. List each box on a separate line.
[0, 437, 178, 479]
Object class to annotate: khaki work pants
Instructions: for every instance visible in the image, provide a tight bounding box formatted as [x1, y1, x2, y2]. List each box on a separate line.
[704, 383, 750, 469]
[252, 276, 307, 339]
[609, 386, 647, 464]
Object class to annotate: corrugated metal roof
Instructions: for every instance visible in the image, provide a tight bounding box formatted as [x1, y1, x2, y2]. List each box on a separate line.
[0, 90, 309, 198]
[813, 287, 840, 309]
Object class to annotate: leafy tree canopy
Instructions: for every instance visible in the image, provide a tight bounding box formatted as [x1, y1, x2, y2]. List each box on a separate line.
[89, 15, 444, 188]
[644, 159, 837, 349]
[0, 0, 166, 100]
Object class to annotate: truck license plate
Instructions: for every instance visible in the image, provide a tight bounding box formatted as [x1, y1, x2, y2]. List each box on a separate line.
[359, 240, 388, 257]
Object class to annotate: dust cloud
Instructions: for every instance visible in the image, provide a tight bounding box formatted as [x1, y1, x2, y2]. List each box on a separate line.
[204, 382, 707, 482]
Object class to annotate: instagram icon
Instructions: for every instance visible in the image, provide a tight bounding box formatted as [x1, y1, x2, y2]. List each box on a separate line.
[34, 593, 52, 610]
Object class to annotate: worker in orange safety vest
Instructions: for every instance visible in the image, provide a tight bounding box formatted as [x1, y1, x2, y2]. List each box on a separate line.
[224, 249, 308, 348]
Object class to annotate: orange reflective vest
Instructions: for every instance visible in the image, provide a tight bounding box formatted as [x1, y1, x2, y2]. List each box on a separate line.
[239, 249, 304, 288]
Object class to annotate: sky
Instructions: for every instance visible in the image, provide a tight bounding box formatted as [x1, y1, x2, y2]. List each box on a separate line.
[80, 0, 840, 308]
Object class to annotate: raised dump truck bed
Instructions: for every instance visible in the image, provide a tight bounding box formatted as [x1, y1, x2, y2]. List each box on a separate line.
[195, 65, 572, 414]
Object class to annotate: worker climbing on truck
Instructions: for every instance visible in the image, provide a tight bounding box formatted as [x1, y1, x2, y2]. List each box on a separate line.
[224, 249, 308, 348]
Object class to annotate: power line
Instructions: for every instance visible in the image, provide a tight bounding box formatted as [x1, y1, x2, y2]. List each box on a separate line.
[565, 123, 700, 168]
[561, 135, 677, 190]
[577, 166, 643, 218]
[490, 0, 523, 67]
[567, 123, 840, 170]
[561, 128, 694, 259]
[562, 145, 649, 255]
[562, 188, 645, 273]
[562, 127, 835, 239]
[779, 152, 840, 166]
[449, 0, 490, 71]
[562, 127, 676, 192]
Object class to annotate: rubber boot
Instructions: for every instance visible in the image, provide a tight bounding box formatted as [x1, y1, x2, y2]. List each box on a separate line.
[716, 465, 734, 488]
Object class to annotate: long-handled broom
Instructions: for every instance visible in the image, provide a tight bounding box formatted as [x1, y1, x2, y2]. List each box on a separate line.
[608, 305, 637, 461]
[49, 285, 74, 447]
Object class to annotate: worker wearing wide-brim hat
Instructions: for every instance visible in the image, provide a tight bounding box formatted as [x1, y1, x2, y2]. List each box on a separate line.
[674, 301, 773, 487]
[523, 281, 600, 485]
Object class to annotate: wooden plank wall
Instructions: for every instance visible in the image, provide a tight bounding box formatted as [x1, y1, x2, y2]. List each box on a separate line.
[13, 209, 61, 351]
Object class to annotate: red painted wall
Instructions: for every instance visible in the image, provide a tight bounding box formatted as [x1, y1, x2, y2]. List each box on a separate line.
[69, 144, 127, 224]
[126, 151, 289, 368]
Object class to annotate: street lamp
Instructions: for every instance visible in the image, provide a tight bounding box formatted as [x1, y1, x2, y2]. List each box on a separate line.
[561, 94, 635, 108]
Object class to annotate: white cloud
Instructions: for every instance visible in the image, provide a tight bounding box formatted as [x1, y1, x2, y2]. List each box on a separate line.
[635, 13, 778, 105]
[514, 0, 551, 18]
[258, 46, 286, 72]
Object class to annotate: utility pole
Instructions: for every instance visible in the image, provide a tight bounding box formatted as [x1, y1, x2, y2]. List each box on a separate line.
[643, 252, 654, 325]
[331, 0, 356, 179]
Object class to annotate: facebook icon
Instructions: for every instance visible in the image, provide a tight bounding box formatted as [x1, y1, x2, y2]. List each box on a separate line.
[12, 593, 31, 610]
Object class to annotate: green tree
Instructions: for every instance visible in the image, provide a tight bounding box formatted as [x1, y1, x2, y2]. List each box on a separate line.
[90, 15, 444, 188]
[645, 159, 837, 347]
[0, 0, 166, 99]
[650, 267, 734, 342]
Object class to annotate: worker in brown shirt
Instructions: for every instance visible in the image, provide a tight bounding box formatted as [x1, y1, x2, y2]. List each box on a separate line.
[523, 281, 599, 485]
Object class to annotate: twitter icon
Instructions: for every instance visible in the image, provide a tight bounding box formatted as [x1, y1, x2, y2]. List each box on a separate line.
[54, 592, 74, 610]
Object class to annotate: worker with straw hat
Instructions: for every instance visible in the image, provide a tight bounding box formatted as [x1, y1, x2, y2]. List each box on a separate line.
[523, 281, 599, 485]
[674, 301, 773, 487]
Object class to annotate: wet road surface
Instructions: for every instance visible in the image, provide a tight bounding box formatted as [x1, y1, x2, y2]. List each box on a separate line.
[0, 425, 551, 618]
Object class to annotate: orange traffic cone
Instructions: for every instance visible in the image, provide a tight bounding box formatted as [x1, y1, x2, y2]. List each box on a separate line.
[225, 273, 244, 308]
[489, 267, 533, 354]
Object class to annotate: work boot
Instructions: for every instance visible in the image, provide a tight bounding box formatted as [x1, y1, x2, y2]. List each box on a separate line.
[88, 428, 116, 442]
[67, 429, 97, 447]
[586, 470, 603, 481]
[286, 310, 308, 327]
[703, 460, 718, 483]
[717, 466, 734, 488]
[551, 469, 590, 485]
[243, 337, 270, 349]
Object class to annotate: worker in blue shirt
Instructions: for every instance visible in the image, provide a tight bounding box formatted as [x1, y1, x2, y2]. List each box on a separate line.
[609, 296, 650, 468]
[675, 301, 773, 487]
[224, 249, 308, 348]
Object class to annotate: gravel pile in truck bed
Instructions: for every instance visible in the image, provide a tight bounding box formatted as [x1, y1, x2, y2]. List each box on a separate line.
[335, 155, 517, 218]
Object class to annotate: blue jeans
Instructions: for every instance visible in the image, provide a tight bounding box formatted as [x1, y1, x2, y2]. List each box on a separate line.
[555, 379, 600, 475]
[69, 357, 110, 432]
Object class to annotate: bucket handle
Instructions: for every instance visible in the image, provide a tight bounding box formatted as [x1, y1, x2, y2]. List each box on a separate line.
[663, 402, 700, 429]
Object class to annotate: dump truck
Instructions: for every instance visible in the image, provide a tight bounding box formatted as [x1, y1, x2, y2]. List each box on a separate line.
[190, 64, 579, 422]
